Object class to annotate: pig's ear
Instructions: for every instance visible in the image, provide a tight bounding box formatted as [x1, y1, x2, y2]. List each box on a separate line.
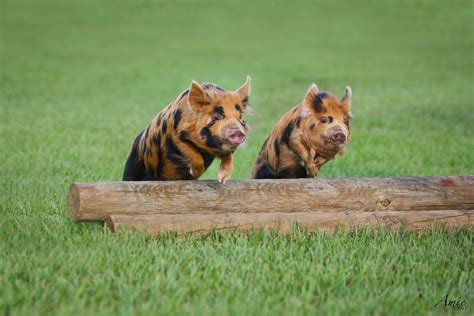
[302, 83, 325, 116]
[235, 76, 251, 107]
[340, 86, 352, 112]
[188, 81, 210, 112]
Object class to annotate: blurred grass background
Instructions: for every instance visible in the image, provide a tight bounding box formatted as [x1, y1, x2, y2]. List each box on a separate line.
[1, 0, 473, 315]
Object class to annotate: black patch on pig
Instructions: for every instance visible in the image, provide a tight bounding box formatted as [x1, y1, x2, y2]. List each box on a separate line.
[318, 92, 329, 99]
[173, 109, 182, 129]
[179, 131, 215, 169]
[143, 126, 150, 141]
[161, 120, 168, 133]
[200, 127, 222, 149]
[156, 114, 162, 127]
[213, 106, 225, 118]
[122, 132, 147, 181]
[276, 166, 309, 179]
[274, 140, 280, 157]
[165, 136, 183, 161]
[310, 123, 315, 130]
[295, 117, 301, 128]
[153, 132, 161, 145]
[140, 126, 150, 154]
[207, 119, 218, 128]
[254, 162, 308, 179]
[201, 151, 214, 169]
[179, 130, 192, 143]
[254, 162, 279, 179]
[178, 89, 189, 101]
[156, 149, 163, 178]
[141, 173, 156, 181]
[165, 136, 192, 179]
[312, 95, 326, 113]
[291, 165, 310, 178]
[203, 83, 225, 91]
[281, 123, 293, 145]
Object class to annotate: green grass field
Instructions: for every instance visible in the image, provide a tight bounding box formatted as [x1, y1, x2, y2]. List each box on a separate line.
[1, 0, 473, 314]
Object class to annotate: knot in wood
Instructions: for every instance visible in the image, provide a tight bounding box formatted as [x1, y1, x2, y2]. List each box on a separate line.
[380, 199, 391, 207]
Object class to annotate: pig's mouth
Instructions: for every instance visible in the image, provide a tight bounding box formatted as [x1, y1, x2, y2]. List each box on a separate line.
[323, 136, 346, 148]
[331, 139, 346, 146]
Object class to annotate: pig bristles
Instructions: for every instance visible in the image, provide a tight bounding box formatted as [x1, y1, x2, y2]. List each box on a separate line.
[244, 106, 254, 116]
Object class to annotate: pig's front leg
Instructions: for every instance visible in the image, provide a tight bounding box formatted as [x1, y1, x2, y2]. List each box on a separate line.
[175, 141, 205, 178]
[289, 138, 317, 178]
[314, 156, 329, 170]
[217, 153, 233, 184]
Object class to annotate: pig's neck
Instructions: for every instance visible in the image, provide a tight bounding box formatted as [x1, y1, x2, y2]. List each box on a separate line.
[300, 132, 337, 161]
[314, 144, 338, 161]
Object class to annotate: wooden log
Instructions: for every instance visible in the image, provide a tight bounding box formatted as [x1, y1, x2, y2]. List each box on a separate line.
[105, 210, 474, 235]
[68, 176, 474, 221]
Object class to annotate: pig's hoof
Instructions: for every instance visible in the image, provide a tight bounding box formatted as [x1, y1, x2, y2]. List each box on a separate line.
[218, 171, 229, 185]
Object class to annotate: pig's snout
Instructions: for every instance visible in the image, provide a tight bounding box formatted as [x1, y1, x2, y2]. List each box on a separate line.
[226, 129, 246, 146]
[329, 128, 346, 145]
[332, 132, 346, 144]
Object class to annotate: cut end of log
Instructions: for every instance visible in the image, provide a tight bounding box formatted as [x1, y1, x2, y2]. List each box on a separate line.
[67, 183, 80, 220]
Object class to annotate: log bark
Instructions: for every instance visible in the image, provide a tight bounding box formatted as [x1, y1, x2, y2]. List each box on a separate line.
[105, 210, 474, 236]
[68, 176, 474, 221]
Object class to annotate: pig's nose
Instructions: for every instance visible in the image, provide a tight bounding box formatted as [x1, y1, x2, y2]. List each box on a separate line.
[227, 129, 246, 146]
[331, 132, 346, 144]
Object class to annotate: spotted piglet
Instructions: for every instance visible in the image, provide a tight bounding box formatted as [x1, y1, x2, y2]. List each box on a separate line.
[123, 77, 251, 184]
[252, 83, 352, 179]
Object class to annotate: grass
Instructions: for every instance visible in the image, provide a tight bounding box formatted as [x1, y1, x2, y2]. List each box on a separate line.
[1, 0, 473, 314]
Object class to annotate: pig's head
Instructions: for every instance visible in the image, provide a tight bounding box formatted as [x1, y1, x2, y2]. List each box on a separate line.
[188, 77, 251, 154]
[300, 83, 352, 154]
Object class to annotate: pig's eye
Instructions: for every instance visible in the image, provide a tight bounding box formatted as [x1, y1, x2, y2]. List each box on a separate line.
[344, 118, 350, 126]
[320, 117, 328, 124]
[212, 113, 225, 121]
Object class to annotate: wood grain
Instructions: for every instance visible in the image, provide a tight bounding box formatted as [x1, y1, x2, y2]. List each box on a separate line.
[105, 210, 474, 236]
[68, 176, 474, 221]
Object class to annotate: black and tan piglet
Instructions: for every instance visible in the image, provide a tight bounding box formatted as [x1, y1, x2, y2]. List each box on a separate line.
[123, 77, 251, 184]
[252, 83, 352, 179]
